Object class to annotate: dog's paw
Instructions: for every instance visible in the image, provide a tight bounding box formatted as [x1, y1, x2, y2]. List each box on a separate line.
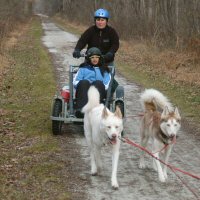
[139, 162, 146, 169]
[139, 157, 146, 169]
[91, 171, 98, 176]
[112, 183, 119, 190]
[159, 175, 166, 182]
[91, 164, 97, 176]
[111, 178, 119, 190]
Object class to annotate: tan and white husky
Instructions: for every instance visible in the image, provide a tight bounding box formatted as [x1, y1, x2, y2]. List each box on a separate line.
[139, 88, 181, 182]
[82, 86, 123, 189]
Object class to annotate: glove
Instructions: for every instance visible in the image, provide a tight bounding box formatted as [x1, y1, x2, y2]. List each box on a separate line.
[103, 52, 114, 63]
[73, 49, 81, 58]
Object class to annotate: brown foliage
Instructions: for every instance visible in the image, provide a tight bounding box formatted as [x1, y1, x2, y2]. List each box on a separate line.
[0, 0, 32, 52]
[118, 39, 200, 86]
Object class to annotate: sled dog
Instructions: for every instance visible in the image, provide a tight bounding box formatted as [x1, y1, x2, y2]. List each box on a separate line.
[139, 88, 181, 182]
[82, 86, 123, 189]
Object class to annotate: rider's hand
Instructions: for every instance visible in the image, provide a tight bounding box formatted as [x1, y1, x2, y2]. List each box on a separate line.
[73, 49, 81, 58]
[103, 52, 114, 62]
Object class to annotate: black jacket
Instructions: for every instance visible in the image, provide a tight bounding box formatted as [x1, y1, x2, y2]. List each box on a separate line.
[75, 25, 119, 62]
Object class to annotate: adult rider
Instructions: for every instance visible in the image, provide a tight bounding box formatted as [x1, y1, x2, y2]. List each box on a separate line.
[72, 8, 119, 65]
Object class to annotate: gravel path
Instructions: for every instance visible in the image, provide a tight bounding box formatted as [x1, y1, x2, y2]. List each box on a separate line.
[41, 16, 200, 200]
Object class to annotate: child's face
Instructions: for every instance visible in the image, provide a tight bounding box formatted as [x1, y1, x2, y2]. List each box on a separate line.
[90, 55, 100, 65]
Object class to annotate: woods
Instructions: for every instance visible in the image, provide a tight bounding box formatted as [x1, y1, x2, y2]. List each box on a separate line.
[0, 0, 32, 51]
[60, 0, 200, 48]
[1, 0, 199, 49]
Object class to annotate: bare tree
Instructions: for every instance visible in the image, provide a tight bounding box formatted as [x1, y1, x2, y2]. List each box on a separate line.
[0, 0, 33, 51]
[32, 0, 200, 48]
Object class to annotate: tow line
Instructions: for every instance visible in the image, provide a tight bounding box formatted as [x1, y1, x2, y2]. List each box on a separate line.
[119, 136, 200, 200]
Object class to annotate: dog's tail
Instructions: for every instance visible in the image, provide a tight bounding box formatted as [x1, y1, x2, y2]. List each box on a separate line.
[140, 88, 173, 112]
[82, 86, 100, 113]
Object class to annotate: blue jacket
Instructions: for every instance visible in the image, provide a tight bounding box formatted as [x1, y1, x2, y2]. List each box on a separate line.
[73, 64, 111, 90]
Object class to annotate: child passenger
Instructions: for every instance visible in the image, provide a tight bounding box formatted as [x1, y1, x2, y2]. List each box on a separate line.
[73, 47, 111, 117]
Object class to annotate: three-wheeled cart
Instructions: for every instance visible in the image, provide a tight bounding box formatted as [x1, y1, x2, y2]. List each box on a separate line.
[50, 64, 125, 135]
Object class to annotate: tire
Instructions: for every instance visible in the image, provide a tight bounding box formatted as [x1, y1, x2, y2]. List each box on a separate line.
[52, 100, 63, 135]
[116, 86, 124, 99]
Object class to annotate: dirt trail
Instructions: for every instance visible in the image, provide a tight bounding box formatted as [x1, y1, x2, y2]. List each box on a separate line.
[41, 16, 200, 200]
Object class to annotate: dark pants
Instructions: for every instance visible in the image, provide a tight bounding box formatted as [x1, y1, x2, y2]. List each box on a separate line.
[75, 80, 106, 110]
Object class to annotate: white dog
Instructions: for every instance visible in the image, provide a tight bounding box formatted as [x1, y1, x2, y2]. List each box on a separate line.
[82, 86, 123, 189]
[139, 88, 181, 182]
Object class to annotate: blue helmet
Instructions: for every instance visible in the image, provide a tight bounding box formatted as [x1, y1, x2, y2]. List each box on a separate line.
[94, 8, 110, 19]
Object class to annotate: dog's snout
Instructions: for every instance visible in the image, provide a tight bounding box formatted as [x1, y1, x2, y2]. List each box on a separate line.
[112, 134, 117, 138]
[169, 134, 176, 140]
[170, 133, 175, 138]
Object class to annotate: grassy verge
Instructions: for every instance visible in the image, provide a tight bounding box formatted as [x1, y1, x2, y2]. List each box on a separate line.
[116, 61, 200, 121]
[0, 17, 70, 199]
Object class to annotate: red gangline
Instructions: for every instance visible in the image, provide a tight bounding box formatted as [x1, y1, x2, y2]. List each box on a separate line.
[122, 137, 200, 199]
[124, 137, 200, 180]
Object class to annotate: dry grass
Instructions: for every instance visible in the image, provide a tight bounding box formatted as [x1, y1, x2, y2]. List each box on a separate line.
[0, 17, 88, 199]
[53, 14, 86, 35]
[117, 40, 200, 86]
[2, 22, 28, 50]
[0, 22, 29, 89]
[0, 54, 9, 70]
[0, 55, 10, 89]
[116, 40, 200, 122]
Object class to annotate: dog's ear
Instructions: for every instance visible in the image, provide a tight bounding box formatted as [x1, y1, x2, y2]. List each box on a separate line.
[161, 106, 170, 118]
[115, 106, 122, 119]
[174, 107, 181, 120]
[102, 106, 109, 119]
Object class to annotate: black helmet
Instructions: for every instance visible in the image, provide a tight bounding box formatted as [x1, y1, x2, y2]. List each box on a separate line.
[86, 47, 102, 59]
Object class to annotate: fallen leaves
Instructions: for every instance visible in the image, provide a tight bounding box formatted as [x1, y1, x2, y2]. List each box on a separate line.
[0, 109, 16, 137]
